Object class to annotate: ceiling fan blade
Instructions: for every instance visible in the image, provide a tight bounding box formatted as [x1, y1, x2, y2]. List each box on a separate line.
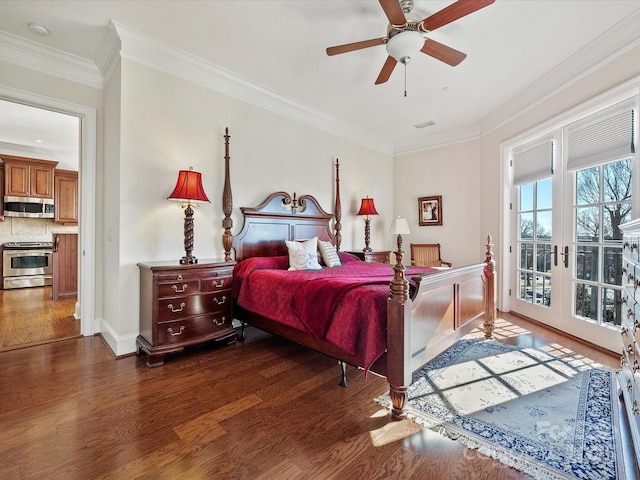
[421, 0, 495, 32]
[421, 39, 467, 66]
[378, 0, 407, 26]
[375, 56, 398, 85]
[326, 37, 386, 56]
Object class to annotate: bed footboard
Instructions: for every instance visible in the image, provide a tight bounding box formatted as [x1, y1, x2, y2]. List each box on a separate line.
[386, 236, 496, 420]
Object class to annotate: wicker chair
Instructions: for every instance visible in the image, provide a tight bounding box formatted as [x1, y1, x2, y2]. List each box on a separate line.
[410, 243, 452, 268]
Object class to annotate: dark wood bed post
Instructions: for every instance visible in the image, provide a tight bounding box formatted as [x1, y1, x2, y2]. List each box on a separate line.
[483, 235, 497, 339]
[334, 159, 342, 251]
[386, 232, 411, 420]
[222, 128, 233, 261]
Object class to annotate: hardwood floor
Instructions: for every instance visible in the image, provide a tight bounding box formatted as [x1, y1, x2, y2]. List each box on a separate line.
[0, 286, 79, 351]
[0, 312, 636, 479]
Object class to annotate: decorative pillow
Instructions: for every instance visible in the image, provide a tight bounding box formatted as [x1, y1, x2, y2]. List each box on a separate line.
[285, 237, 322, 271]
[318, 240, 342, 268]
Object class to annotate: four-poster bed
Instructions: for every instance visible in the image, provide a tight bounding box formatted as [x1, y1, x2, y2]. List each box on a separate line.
[221, 131, 496, 419]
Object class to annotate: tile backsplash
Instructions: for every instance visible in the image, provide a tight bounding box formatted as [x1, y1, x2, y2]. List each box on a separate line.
[0, 217, 77, 244]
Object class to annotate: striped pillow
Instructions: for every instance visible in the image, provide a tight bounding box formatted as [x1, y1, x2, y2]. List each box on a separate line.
[318, 240, 342, 268]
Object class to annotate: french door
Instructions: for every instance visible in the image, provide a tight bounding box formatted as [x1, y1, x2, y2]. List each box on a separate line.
[510, 99, 636, 353]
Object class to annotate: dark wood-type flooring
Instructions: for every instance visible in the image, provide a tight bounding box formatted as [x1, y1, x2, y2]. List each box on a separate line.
[0, 311, 637, 479]
[0, 286, 79, 351]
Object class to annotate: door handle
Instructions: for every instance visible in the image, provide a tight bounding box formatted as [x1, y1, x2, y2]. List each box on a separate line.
[559, 245, 569, 268]
[553, 245, 558, 267]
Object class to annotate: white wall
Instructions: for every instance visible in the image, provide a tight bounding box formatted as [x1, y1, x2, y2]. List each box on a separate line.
[101, 59, 394, 354]
[394, 139, 483, 266]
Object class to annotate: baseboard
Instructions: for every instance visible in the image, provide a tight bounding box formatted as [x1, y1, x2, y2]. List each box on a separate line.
[100, 319, 138, 357]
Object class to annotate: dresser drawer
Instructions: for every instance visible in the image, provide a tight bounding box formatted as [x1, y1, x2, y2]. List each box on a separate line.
[156, 314, 231, 345]
[202, 290, 232, 313]
[201, 272, 233, 292]
[158, 279, 200, 298]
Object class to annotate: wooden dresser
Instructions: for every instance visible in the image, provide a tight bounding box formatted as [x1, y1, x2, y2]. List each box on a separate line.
[346, 250, 391, 264]
[619, 218, 640, 464]
[136, 259, 237, 367]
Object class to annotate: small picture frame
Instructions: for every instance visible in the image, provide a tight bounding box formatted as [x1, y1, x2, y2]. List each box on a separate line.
[418, 196, 442, 226]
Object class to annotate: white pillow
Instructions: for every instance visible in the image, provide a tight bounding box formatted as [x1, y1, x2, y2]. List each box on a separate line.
[285, 237, 322, 271]
[318, 240, 342, 268]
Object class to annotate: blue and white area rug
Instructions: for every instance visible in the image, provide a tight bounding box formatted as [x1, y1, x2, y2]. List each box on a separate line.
[376, 339, 626, 480]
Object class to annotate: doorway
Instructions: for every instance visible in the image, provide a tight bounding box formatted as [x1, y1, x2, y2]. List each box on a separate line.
[505, 95, 637, 353]
[0, 87, 97, 344]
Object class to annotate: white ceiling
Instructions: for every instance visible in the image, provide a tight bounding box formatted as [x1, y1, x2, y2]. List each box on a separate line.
[0, 0, 639, 161]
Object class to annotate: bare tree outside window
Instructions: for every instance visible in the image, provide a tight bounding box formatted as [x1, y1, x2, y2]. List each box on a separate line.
[574, 159, 631, 326]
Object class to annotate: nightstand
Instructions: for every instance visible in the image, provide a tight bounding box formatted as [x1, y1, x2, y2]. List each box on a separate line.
[136, 259, 237, 367]
[346, 250, 391, 264]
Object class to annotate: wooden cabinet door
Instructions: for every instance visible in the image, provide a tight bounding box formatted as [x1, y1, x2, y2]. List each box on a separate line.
[54, 170, 78, 224]
[30, 164, 55, 198]
[52, 232, 78, 300]
[0, 165, 4, 221]
[4, 161, 30, 197]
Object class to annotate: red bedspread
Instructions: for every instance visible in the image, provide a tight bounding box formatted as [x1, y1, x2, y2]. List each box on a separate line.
[233, 253, 434, 371]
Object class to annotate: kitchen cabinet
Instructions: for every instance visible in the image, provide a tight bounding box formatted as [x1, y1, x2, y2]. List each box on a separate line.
[0, 165, 4, 221]
[2, 155, 57, 199]
[54, 169, 78, 225]
[52, 232, 78, 300]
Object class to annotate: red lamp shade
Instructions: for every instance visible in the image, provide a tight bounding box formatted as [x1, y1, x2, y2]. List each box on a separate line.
[167, 168, 210, 204]
[357, 197, 379, 217]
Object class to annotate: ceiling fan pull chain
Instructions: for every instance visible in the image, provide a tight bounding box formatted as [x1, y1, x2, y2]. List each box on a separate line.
[404, 63, 408, 97]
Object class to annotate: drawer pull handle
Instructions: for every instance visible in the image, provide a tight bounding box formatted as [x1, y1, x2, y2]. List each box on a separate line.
[211, 279, 225, 288]
[213, 296, 227, 305]
[167, 326, 185, 336]
[167, 302, 186, 313]
[213, 317, 226, 326]
[172, 284, 188, 293]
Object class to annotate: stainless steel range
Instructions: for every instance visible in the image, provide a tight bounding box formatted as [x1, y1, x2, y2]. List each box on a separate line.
[2, 241, 53, 289]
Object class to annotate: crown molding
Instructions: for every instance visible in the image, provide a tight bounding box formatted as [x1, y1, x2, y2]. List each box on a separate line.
[1, 8, 639, 157]
[109, 21, 394, 155]
[393, 9, 640, 154]
[479, 9, 640, 141]
[0, 30, 103, 89]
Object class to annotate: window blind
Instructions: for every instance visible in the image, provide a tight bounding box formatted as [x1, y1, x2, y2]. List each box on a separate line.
[512, 139, 554, 186]
[566, 100, 636, 171]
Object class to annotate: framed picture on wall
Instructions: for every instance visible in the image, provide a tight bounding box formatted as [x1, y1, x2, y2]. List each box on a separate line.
[418, 195, 442, 226]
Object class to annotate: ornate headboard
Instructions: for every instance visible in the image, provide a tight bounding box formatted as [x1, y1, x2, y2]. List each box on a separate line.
[222, 128, 342, 262]
[231, 192, 336, 261]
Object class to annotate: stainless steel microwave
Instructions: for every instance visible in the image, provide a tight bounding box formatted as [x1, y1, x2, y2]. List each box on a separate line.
[3, 195, 55, 218]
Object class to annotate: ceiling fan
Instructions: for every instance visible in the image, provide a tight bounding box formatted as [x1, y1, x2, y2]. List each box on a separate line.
[326, 0, 495, 86]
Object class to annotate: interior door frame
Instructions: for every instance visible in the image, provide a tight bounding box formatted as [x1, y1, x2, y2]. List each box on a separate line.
[0, 85, 97, 336]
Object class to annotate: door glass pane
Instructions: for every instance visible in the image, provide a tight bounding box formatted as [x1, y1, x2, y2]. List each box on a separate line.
[576, 207, 599, 242]
[575, 283, 598, 320]
[603, 203, 631, 241]
[573, 158, 630, 328]
[536, 178, 552, 209]
[519, 213, 534, 240]
[537, 211, 552, 239]
[576, 246, 598, 281]
[576, 167, 599, 205]
[517, 179, 552, 307]
[520, 183, 533, 211]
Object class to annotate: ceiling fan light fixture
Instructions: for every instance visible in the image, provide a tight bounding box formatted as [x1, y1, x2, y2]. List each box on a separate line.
[386, 30, 424, 64]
